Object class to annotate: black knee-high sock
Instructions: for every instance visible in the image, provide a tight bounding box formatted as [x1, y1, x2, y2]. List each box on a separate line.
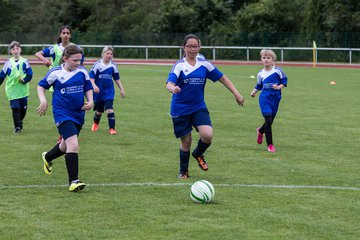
[12, 108, 21, 129]
[20, 107, 27, 121]
[65, 153, 79, 184]
[94, 112, 101, 124]
[264, 116, 273, 146]
[19, 107, 27, 129]
[179, 149, 190, 173]
[107, 112, 115, 129]
[192, 138, 211, 157]
[45, 143, 65, 162]
[259, 124, 265, 134]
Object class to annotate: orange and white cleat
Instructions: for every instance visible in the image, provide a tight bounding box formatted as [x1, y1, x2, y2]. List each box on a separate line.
[178, 171, 189, 179]
[109, 128, 117, 135]
[192, 153, 208, 171]
[91, 123, 99, 132]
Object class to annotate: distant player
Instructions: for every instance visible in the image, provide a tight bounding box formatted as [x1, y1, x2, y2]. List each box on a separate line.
[37, 45, 94, 192]
[0, 41, 33, 133]
[166, 34, 244, 179]
[250, 49, 288, 152]
[89, 46, 125, 135]
[35, 25, 84, 69]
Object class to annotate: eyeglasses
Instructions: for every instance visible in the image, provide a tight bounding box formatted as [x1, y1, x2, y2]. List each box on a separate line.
[185, 45, 200, 49]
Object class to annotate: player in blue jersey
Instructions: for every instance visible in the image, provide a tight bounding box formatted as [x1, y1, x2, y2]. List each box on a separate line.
[166, 34, 245, 179]
[37, 45, 94, 192]
[250, 49, 287, 153]
[89, 46, 125, 135]
[35, 25, 84, 143]
[0, 41, 33, 133]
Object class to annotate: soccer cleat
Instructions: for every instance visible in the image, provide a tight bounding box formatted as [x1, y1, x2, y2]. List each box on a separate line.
[256, 127, 263, 144]
[69, 180, 86, 192]
[192, 152, 208, 171]
[91, 123, 99, 132]
[42, 152, 53, 174]
[109, 128, 117, 135]
[178, 171, 189, 179]
[13, 127, 21, 134]
[267, 144, 276, 153]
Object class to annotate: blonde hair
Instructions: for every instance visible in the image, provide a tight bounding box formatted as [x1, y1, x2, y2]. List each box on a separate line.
[260, 49, 277, 61]
[102, 46, 114, 56]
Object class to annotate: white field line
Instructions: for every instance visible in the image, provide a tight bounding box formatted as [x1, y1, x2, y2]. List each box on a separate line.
[0, 182, 359, 191]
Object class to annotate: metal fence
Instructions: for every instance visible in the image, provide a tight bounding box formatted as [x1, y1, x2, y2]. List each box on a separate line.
[1, 44, 360, 64]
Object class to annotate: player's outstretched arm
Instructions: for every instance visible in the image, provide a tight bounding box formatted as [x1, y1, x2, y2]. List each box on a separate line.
[82, 89, 94, 111]
[36, 86, 48, 116]
[35, 51, 51, 67]
[90, 78, 100, 93]
[250, 89, 258, 97]
[115, 79, 125, 99]
[219, 75, 244, 106]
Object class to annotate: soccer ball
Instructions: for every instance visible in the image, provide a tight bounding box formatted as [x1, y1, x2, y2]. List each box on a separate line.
[190, 180, 215, 204]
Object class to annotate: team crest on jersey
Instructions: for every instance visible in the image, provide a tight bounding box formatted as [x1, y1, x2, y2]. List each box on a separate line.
[60, 88, 66, 94]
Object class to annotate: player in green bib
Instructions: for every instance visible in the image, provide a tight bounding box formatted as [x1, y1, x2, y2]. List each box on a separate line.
[0, 41, 33, 133]
[35, 25, 82, 69]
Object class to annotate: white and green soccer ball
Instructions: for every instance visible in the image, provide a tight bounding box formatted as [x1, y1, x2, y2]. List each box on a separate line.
[190, 180, 215, 204]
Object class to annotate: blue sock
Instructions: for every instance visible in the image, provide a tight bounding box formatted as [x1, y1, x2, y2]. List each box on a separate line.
[192, 138, 211, 157]
[65, 153, 78, 184]
[107, 112, 115, 129]
[179, 149, 190, 173]
[94, 112, 101, 124]
[46, 143, 65, 162]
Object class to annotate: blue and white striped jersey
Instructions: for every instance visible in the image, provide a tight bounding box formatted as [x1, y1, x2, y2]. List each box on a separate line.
[166, 57, 223, 117]
[255, 66, 287, 94]
[89, 60, 120, 102]
[38, 65, 93, 126]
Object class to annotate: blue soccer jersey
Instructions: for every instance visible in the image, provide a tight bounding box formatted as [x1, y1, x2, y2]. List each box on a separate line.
[166, 57, 223, 117]
[255, 66, 287, 93]
[255, 66, 288, 116]
[38, 65, 93, 126]
[89, 60, 120, 102]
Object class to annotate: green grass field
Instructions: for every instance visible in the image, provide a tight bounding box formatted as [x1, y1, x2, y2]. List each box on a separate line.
[0, 64, 359, 239]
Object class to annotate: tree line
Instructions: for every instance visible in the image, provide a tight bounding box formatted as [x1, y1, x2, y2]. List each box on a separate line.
[0, 0, 359, 47]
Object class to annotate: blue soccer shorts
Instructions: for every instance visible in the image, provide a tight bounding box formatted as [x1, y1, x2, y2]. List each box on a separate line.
[57, 120, 82, 140]
[172, 108, 212, 138]
[259, 93, 281, 117]
[10, 97, 28, 109]
[93, 100, 114, 112]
